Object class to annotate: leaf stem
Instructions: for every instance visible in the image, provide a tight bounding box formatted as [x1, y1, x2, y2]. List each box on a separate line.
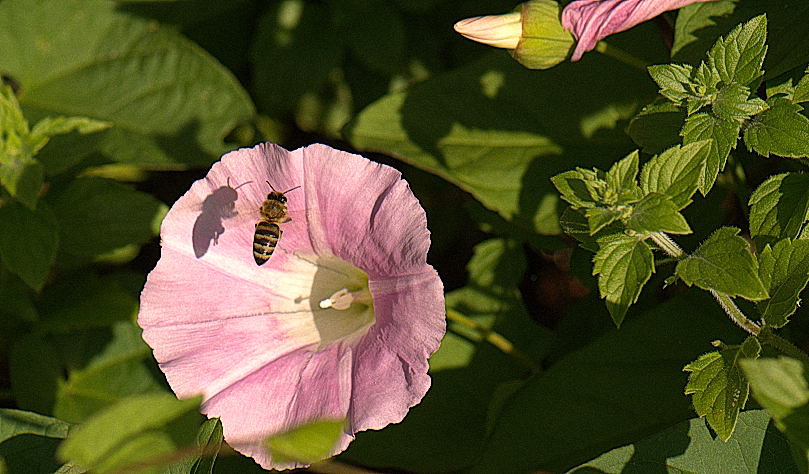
[757, 326, 809, 366]
[650, 232, 684, 258]
[446, 308, 540, 375]
[594, 41, 650, 72]
[709, 289, 760, 336]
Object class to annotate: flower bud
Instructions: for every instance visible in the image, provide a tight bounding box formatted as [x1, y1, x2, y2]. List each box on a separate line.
[453, 12, 522, 50]
[454, 1, 574, 70]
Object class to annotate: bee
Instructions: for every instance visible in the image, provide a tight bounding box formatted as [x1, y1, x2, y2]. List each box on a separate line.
[253, 182, 300, 265]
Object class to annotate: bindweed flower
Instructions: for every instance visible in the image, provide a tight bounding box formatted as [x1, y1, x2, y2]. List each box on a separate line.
[138, 143, 446, 469]
[454, 0, 574, 70]
[562, 0, 715, 61]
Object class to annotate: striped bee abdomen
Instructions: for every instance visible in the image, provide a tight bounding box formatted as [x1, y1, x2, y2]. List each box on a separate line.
[253, 221, 282, 265]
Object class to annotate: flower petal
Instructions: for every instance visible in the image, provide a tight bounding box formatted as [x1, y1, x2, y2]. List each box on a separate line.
[561, 0, 714, 61]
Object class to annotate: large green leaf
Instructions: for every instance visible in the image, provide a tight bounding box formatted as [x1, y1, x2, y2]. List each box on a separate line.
[570, 410, 798, 473]
[0, 0, 254, 168]
[707, 14, 767, 86]
[744, 97, 809, 158]
[470, 290, 745, 473]
[0, 200, 57, 291]
[639, 140, 710, 210]
[345, 50, 655, 235]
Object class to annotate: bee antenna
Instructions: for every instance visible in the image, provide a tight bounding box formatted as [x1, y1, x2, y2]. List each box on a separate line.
[266, 180, 277, 192]
[283, 185, 301, 194]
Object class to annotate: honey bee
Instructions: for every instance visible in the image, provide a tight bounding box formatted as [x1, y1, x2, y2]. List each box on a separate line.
[253, 182, 300, 265]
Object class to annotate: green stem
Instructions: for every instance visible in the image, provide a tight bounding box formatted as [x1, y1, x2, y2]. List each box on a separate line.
[594, 41, 650, 72]
[709, 289, 760, 337]
[446, 308, 540, 375]
[758, 326, 809, 366]
[650, 232, 684, 258]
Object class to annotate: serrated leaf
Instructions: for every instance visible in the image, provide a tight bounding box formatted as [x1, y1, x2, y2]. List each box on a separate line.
[756, 239, 809, 328]
[585, 207, 623, 235]
[745, 97, 809, 158]
[681, 112, 741, 194]
[676, 227, 768, 300]
[551, 169, 600, 209]
[605, 150, 642, 205]
[708, 14, 767, 86]
[559, 207, 623, 252]
[648, 64, 694, 104]
[57, 393, 202, 474]
[740, 356, 809, 464]
[0, 0, 255, 167]
[0, 200, 57, 291]
[640, 141, 710, 209]
[266, 419, 346, 466]
[625, 193, 691, 235]
[794, 70, 809, 104]
[683, 336, 761, 441]
[712, 83, 768, 120]
[749, 172, 809, 248]
[593, 234, 654, 326]
[671, 0, 738, 59]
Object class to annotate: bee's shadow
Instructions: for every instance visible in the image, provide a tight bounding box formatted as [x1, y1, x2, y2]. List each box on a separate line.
[192, 180, 251, 258]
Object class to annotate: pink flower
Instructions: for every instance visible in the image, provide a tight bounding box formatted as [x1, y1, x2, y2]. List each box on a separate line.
[562, 0, 714, 61]
[138, 143, 446, 469]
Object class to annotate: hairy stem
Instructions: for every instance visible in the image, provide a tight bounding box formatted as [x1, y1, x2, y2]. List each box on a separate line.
[758, 326, 809, 366]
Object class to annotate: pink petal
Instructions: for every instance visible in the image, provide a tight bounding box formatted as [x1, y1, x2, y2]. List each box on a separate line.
[562, 0, 714, 61]
[139, 143, 446, 469]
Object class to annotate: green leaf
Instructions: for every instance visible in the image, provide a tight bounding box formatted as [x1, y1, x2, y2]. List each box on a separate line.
[745, 97, 809, 158]
[683, 336, 761, 441]
[0, 410, 74, 443]
[570, 410, 799, 473]
[707, 14, 767, 86]
[676, 227, 768, 301]
[551, 169, 600, 209]
[712, 82, 768, 120]
[0, 0, 255, 167]
[640, 141, 710, 209]
[53, 321, 162, 423]
[0, 200, 57, 291]
[0, 409, 76, 474]
[748, 172, 809, 248]
[740, 356, 809, 469]
[648, 64, 694, 104]
[626, 101, 687, 154]
[266, 419, 345, 466]
[605, 150, 642, 204]
[0, 154, 43, 211]
[625, 193, 691, 235]
[756, 239, 809, 328]
[593, 234, 654, 326]
[9, 333, 60, 415]
[671, 0, 739, 59]
[681, 112, 741, 195]
[164, 418, 224, 474]
[794, 70, 809, 103]
[50, 177, 165, 259]
[471, 290, 746, 473]
[558, 207, 623, 253]
[37, 273, 138, 332]
[584, 207, 624, 236]
[345, 50, 655, 236]
[57, 393, 202, 474]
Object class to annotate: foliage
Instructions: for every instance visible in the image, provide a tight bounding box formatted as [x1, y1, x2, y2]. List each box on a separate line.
[1, 0, 809, 472]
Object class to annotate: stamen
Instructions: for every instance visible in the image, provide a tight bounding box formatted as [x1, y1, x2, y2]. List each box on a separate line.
[320, 288, 354, 310]
[319, 288, 372, 310]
